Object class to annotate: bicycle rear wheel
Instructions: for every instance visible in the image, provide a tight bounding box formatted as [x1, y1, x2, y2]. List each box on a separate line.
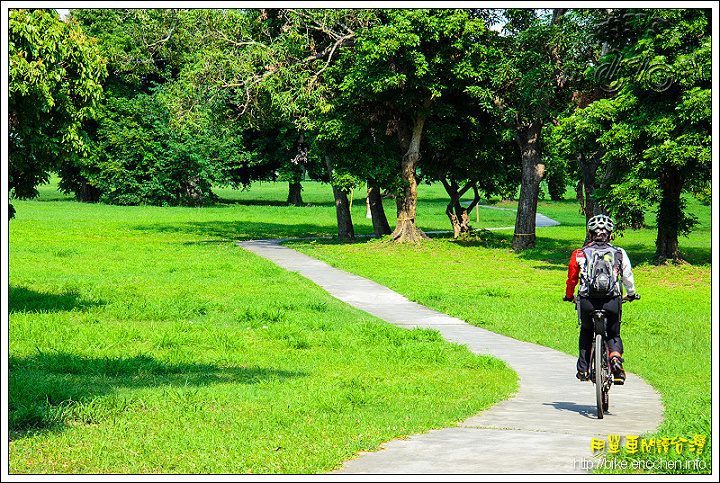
[602, 347, 610, 412]
[595, 333, 604, 419]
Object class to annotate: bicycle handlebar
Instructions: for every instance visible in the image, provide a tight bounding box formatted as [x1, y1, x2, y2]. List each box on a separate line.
[563, 294, 641, 303]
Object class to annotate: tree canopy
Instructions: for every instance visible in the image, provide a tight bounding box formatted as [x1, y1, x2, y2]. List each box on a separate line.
[552, 8, 711, 262]
[8, 8, 106, 217]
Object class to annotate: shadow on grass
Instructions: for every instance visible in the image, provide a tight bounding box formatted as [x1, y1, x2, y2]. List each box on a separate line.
[511, 237, 662, 268]
[675, 246, 713, 266]
[8, 286, 104, 314]
[132, 220, 339, 242]
[134, 216, 710, 267]
[214, 197, 336, 209]
[523, 235, 710, 267]
[513, 236, 582, 267]
[8, 351, 307, 437]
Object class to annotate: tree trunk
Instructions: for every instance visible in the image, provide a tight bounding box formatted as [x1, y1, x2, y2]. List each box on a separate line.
[388, 113, 430, 243]
[286, 182, 304, 206]
[442, 179, 480, 239]
[575, 179, 585, 215]
[367, 184, 391, 237]
[655, 167, 685, 263]
[325, 156, 355, 240]
[286, 132, 308, 206]
[577, 150, 605, 226]
[183, 176, 206, 207]
[512, 120, 545, 250]
[76, 178, 100, 203]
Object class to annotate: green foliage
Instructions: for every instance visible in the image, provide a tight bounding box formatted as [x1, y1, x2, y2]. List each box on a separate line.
[489, 9, 584, 123]
[9, 6, 710, 251]
[543, 148, 574, 201]
[419, 36, 522, 198]
[244, 125, 318, 185]
[593, 179, 660, 230]
[552, 9, 710, 259]
[8, 8, 106, 215]
[689, 182, 711, 206]
[62, 85, 223, 206]
[60, 9, 283, 206]
[167, 9, 332, 192]
[317, 8, 514, 203]
[70, 8, 188, 87]
[330, 171, 363, 193]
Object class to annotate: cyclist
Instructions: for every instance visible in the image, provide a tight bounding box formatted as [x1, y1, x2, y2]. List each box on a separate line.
[565, 214, 637, 384]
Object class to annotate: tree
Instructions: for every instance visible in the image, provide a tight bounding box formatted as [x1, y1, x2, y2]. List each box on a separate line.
[313, 103, 395, 239]
[176, 9, 500, 242]
[172, 8, 363, 215]
[422, 89, 521, 238]
[313, 49, 404, 239]
[240, 123, 321, 206]
[469, 9, 590, 249]
[70, 8, 185, 85]
[553, 8, 711, 262]
[327, 9, 497, 242]
[546, 86, 618, 228]
[60, 8, 231, 206]
[67, 83, 237, 206]
[8, 8, 106, 218]
[60, 8, 284, 206]
[172, 9, 511, 243]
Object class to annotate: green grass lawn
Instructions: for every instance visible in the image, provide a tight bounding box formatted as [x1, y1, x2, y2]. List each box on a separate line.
[6, 179, 517, 474]
[6, 178, 712, 474]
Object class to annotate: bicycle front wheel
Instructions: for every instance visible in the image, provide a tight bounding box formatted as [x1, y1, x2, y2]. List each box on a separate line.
[595, 333, 604, 419]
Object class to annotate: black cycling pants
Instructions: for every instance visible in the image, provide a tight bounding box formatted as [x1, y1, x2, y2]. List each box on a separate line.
[577, 296, 623, 374]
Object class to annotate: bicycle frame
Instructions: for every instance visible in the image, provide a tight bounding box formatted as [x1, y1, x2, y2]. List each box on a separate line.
[567, 293, 639, 420]
[589, 310, 612, 419]
[574, 301, 612, 419]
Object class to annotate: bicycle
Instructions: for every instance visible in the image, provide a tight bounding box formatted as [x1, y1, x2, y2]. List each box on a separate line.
[564, 293, 640, 419]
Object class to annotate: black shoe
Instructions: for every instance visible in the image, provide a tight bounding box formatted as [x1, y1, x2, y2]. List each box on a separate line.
[576, 371, 591, 382]
[611, 357, 626, 385]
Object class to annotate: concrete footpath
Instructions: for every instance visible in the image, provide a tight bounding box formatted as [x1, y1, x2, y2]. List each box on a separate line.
[237, 236, 664, 474]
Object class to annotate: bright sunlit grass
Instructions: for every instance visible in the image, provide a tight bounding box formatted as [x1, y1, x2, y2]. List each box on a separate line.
[7, 178, 518, 474]
[7, 177, 711, 473]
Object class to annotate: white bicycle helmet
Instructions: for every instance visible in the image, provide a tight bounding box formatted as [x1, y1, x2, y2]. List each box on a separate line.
[587, 214, 614, 232]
